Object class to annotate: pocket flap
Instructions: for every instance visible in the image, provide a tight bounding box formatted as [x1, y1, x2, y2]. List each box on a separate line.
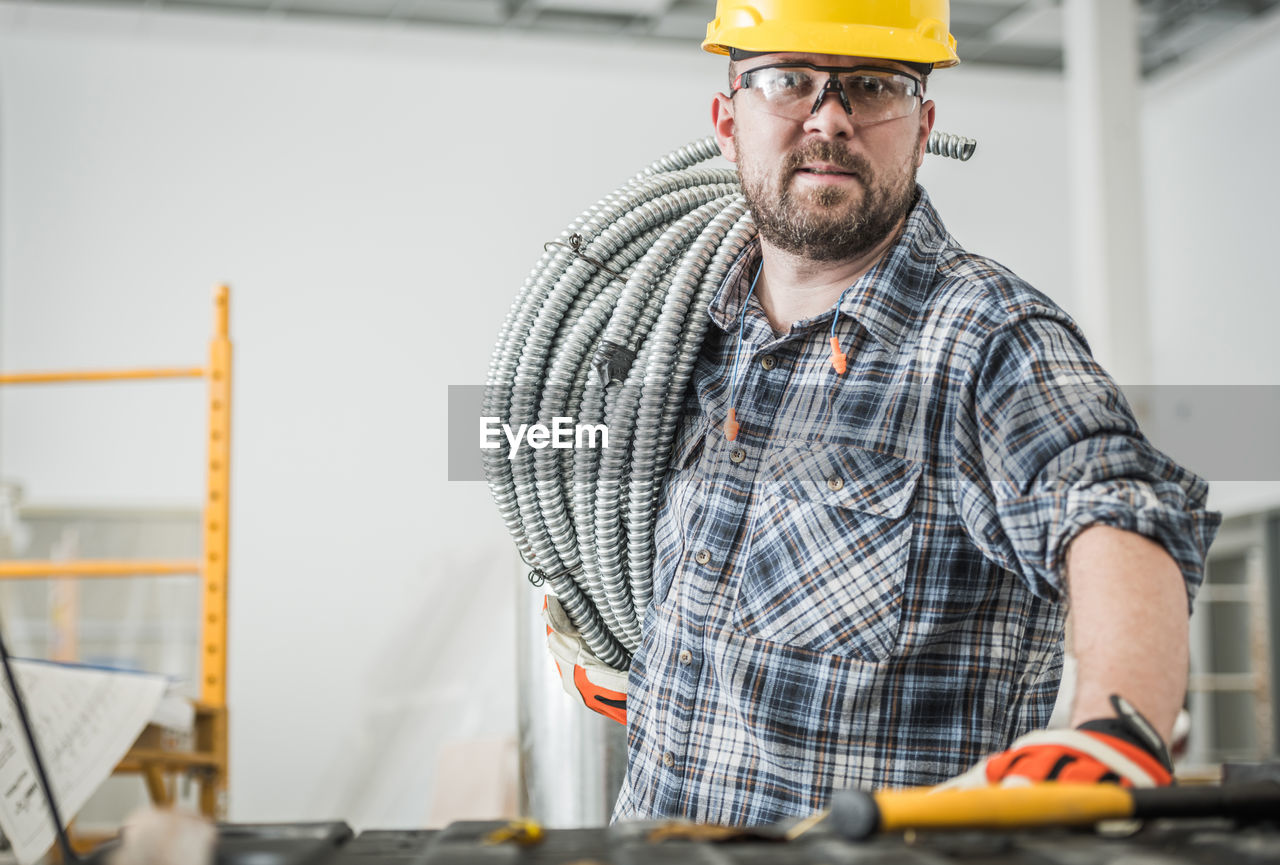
[766, 442, 920, 518]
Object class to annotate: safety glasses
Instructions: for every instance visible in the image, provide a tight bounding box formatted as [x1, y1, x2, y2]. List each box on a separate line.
[731, 63, 924, 125]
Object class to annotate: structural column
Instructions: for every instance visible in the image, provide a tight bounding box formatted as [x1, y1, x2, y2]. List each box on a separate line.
[1064, 0, 1151, 385]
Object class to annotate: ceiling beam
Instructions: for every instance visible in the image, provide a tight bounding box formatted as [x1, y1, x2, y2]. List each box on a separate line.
[7, 0, 1276, 75]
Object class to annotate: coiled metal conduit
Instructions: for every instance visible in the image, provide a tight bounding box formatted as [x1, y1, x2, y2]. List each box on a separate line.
[485, 133, 974, 670]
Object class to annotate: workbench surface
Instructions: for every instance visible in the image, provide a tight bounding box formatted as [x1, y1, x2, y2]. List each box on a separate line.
[211, 818, 1280, 865]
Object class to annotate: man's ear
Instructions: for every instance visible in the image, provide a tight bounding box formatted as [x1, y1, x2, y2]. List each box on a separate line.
[916, 100, 937, 167]
[712, 92, 738, 163]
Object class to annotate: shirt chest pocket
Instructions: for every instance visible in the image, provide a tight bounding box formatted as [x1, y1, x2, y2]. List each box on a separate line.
[732, 442, 920, 662]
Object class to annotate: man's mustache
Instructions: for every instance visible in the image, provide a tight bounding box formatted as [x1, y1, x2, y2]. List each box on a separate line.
[782, 142, 872, 180]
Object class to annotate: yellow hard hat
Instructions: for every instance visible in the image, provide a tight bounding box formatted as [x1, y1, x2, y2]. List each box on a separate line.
[703, 0, 959, 69]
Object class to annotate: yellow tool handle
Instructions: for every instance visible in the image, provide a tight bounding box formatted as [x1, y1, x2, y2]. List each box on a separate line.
[830, 783, 1134, 838]
[879, 784, 1135, 831]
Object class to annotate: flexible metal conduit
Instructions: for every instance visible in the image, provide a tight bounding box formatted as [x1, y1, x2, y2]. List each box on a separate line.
[485, 133, 973, 670]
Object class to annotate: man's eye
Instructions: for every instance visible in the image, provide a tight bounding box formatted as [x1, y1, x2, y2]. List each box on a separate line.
[847, 76, 889, 96]
[758, 69, 812, 96]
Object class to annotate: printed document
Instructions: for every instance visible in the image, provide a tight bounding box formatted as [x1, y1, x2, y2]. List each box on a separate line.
[0, 660, 165, 864]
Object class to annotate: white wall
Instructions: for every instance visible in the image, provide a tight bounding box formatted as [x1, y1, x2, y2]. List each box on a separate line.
[920, 65, 1073, 310]
[1144, 15, 1280, 387]
[1143, 11, 1280, 516]
[2, 0, 1271, 828]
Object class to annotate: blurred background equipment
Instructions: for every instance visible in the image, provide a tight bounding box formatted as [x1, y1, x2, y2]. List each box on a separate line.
[0, 286, 232, 841]
[1187, 513, 1280, 770]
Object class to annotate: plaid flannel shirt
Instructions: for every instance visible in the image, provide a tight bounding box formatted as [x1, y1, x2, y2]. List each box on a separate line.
[612, 187, 1220, 826]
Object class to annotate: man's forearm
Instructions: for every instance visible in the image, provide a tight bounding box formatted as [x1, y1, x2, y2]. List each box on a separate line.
[1064, 524, 1189, 742]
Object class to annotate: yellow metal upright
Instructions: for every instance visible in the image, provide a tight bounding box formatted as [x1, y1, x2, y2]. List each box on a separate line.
[202, 286, 231, 706]
[201, 284, 232, 817]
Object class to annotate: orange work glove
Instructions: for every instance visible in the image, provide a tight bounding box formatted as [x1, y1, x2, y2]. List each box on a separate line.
[543, 595, 627, 725]
[940, 695, 1174, 789]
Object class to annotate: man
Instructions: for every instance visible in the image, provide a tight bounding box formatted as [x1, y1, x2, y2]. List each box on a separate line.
[549, 0, 1218, 825]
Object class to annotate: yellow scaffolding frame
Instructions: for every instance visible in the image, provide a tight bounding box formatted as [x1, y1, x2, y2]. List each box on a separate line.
[0, 284, 232, 820]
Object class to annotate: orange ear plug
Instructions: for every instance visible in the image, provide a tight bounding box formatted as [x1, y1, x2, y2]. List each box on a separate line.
[829, 336, 847, 374]
[724, 408, 740, 442]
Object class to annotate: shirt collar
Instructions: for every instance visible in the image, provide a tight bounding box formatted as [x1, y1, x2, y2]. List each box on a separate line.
[708, 186, 948, 351]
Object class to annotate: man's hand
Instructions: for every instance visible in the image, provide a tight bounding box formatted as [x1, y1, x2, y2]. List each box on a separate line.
[543, 595, 628, 725]
[940, 695, 1174, 789]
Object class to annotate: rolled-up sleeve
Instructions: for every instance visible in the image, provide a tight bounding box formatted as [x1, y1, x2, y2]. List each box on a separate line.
[952, 311, 1221, 606]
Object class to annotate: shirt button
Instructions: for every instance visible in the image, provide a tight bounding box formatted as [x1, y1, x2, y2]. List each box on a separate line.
[729, 447, 746, 464]
[678, 650, 693, 665]
[760, 354, 777, 371]
[694, 549, 712, 565]
[662, 752, 676, 768]
[827, 476, 844, 491]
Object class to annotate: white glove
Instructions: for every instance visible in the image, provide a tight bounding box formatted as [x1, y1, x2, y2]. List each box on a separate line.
[937, 696, 1174, 790]
[542, 595, 628, 724]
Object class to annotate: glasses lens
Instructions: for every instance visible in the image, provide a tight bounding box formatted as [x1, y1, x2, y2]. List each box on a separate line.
[744, 66, 822, 110]
[738, 65, 920, 124]
[838, 70, 918, 123]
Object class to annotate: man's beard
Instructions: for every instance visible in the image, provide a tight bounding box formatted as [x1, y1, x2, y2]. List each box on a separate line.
[737, 136, 918, 263]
